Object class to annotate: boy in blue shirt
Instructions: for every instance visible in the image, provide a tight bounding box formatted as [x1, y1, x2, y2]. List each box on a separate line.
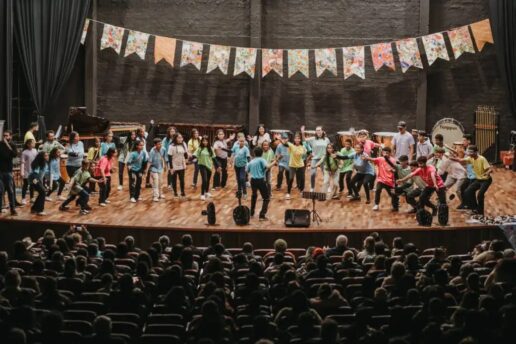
[127, 140, 148, 203]
[275, 133, 290, 190]
[247, 147, 277, 221]
[148, 138, 167, 202]
[232, 136, 251, 199]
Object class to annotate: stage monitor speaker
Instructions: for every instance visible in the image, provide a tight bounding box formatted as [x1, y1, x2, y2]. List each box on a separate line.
[416, 209, 433, 227]
[284, 209, 311, 227]
[438, 204, 449, 226]
[233, 205, 250, 226]
[201, 202, 216, 225]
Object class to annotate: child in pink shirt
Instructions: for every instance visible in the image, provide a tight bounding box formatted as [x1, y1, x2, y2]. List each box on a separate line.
[363, 147, 399, 211]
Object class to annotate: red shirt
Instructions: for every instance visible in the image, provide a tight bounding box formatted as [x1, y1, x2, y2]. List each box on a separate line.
[412, 165, 444, 189]
[372, 157, 396, 188]
[95, 156, 112, 177]
[363, 140, 376, 155]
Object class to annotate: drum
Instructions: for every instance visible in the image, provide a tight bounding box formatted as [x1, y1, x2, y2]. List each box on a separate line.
[373, 132, 397, 148]
[431, 118, 465, 147]
[338, 131, 356, 148]
[60, 154, 70, 183]
[270, 129, 291, 149]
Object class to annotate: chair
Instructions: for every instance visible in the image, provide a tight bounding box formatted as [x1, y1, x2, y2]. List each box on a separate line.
[112, 321, 140, 338]
[288, 248, 306, 258]
[58, 289, 76, 300]
[371, 315, 391, 328]
[328, 314, 356, 324]
[79, 292, 110, 302]
[106, 313, 141, 326]
[60, 330, 83, 343]
[147, 313, 183, 325]
[17, 260, 34, 273]
[144, 324, 184, 338]
[139, 334, 182, 344]
[63, 320, 93, 336]
[69, 301, 106, 314]
[115, 258, 136, 270]
[64, 310, 97, 323]
[57, 277, 84, 295]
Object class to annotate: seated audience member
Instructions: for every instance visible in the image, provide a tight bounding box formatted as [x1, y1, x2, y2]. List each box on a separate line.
[357, 236, 376, 262]
[305, 255, 334, 280]
[108, 273, 147, 315]
[0, 270, 35, 307]
[263, 238, 296, 264]
[83, 315, 125, 344]
[36, 277, 71, 310]
[325, 235, 349, 257]
[309, 283, 349, 316]
[472, 239, 505, 264]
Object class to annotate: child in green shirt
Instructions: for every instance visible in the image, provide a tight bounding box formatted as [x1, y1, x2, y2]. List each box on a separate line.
[338, 138, 354, 197]
[194, 136, 220, 200]
[261, 140, 276, 197]
[315, 143, 340, 199]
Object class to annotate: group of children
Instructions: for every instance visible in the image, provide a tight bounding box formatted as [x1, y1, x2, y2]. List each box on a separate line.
[15, 122, 493, 221]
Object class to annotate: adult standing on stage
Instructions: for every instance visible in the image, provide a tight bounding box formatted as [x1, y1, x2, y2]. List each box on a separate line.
[39, 130, 65, 154]
[65, 131, 85, 178]
[392, 121, 415, 161]
[301, 125, 330, 192]
[24, 122, 40, 144]
[0, 130, 19, 216]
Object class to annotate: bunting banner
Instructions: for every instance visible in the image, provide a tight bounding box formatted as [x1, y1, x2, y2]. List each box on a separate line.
[100, 24, 125, 54]
[470, 19, 494, 51]
[180, 41, 203, 70]
[234, 47, 257, 78]
[154, 36, 176, 66]
[422, 33, 449, 66]
[207, 44, 231, 74]
[395, 38, 423, 73]
[80, 19, 89, 45]
[124, 30, 150, 59]
[288, 49, 309, 78]
[448, 26, 475, 59]
[315, 48, 337, 77]
[342, 46, 365, 80]
[262, 49, 283, 77]
[371, 42, 395, 71]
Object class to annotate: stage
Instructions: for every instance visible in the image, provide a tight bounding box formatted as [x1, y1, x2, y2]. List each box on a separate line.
[0, 168, 514, 253]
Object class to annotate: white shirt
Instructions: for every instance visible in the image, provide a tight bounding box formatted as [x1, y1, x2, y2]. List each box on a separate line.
[393, 132, 415, 159]
[416, 139, 433, 159]
[438, 156, 466, 179]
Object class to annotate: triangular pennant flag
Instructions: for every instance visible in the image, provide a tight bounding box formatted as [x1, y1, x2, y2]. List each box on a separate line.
[180, 41, 203, 70]
[262, 49, 283, 77]
[287, 49, 309, 78]
[124, 30, 149, 60]
[422, 33, 449, 66]
[234, 47, 257, 78]
[342, 46, 365, 79]
[100, 24, 125, 54]
[395, 38, 423, 73]
[314, 48, 337, 77]
[207, 45, 231, 74]
[448, 26, 475, 59]
[470, 19, 494, 51]
[154, 36, 176, 66]
[371, 42, 395, 71]
[80, 19, 89, 45]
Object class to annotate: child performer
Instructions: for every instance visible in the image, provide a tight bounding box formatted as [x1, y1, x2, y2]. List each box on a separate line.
[404, 160, 431, 213]
[87, 137, 101, 193]
[247, 124, 271, 149]
[194, 136, 220, 201]
[100, 131, 116, 156]
[127, 140, 148, 203]
[337, 143, 375, 203]
[213, 130, 235, 189]
[392, 156, 419, 213]
[29, 151, 49, 216]
[397, 156, 445, 215]
[59, 160, 102, 215]
[286, 133, 307, 200]
[338, 139, 354, 198]
[275, 133, 290, 191]
[188, 128, 201, 188]
[232, 135, 251, 199]
[315, 143, 340, 199]
[261, 140, 275, 197]
[301, 125, 330, 192]
[435, 147, 466, 203]
[162, 127, 177, 189]
[46, 148, 66, 201]
[148, 138, 167, 202]
[65, 131, 85, 178]
[95, 147, 116, 206]
[168, 133, 189, 198]
[362, 147, 399, 211]
[247, 147, 277, 220]
[20, 139, 37, 205]
[117, 131, 136, 191]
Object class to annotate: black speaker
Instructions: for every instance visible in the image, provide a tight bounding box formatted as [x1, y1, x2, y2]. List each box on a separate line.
[416, 208, 433, 226]
[438, 204, 449, 226]
[201, 202, 216, 225]
[233, 205, 250, 226]
[284, 209, 311, 227]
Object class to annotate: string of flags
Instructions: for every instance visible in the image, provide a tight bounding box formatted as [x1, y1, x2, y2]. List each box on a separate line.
[81, 18, 494, 79]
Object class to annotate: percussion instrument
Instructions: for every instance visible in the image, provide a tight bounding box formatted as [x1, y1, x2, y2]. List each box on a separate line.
[373, 132, 397, 148]
[431, 118, 465, 147]
[337, 131, 357, 148]
[474, 105, 499, 162]
[60, 154, 70, 183]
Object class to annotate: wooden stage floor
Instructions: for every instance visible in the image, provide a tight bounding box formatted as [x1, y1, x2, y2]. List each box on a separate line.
[1, 167, 514, 233]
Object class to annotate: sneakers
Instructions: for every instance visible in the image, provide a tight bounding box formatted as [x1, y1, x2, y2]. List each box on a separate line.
[45, 197, 53, 202]
[58, 195, 67, 201]
[59, 205, 70, 211]
[310, 188, 315, 192]
[37, 212, 47, 216]
[105, 200, 111, 204]
[21, 199, 27, 205]
[80, 209, 90, 215]
[99, 203, 107, 207]
[349, 196, 360, 201]
[332, 194, 340, 200]
[285, 194, 291, 200]
[130, 198, 137, 203]
[346, 194, 354, 199]
[117, 185, 123, 191]
[372, 205, 379, 211]
[153, 198, 159, 202]
[200, 195, 206, 201]
[138, 197, 143, 201]
[259, 216, 268, 221]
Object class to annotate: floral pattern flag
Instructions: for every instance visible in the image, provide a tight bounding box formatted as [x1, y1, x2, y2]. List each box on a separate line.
[422, 33, 449, 66]
[262, 49, 283, 77]
[80, 19, 89, 45]
[154, 36, 176, 66]
[180, 41, 203, 70]
[448, 26, 475, 59]
[371, 42, 395, 71]
[100, 24, 125, 54]
[234, 47, 257, 78]
[395, 38, 423, 73]
[124, 30, 149, 60]
[342, 46, 365, 79]
[287, 49, 309, 78]
[470, 19, 494, 51]
[314, 48, 337, 77]
[207, 45, 231, 74]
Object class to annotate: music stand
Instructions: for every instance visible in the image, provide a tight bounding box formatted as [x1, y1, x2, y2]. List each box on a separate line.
[302, 191, 326, 225]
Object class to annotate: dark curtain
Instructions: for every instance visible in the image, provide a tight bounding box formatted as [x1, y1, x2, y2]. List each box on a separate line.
[14, 0, 90, 119]
[489, 0, 516, 116]
[0, 0, 13, 128]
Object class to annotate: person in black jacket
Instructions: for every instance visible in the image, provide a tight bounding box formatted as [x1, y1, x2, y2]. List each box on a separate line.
[0, 130, 18, 215]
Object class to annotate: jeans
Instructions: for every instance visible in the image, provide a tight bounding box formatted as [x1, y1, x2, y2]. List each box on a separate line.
[118, 161, 126, 186]
[251, 178, 270, 218]
[31, 181, 46, 213]
[213, 157, 228, 188]
[0, 172, 16, 211]
[235, 165, 247, 195]
[129, 170, 143, 199]
[464, 177, 492, 215]
[444, 176, 466, 202]
[47, 178, 66, 197]
[419, 187, 446, 211]
[374, 182, 399, 209]
[21, 178, 34, 199]
[98, 176, 112, 204]
[350, 173, 375, 201]
[310, 158, 323, 190]
[405, 188, 424, 209]
[151, 172, 163, 199]
[199, 165, 212, 195]
[339, 171, 353, 194]
[192, 161, 199, 186]
[276, 165, 290, 189]
[288, 166, 305, 193]
[265, 170, 272, 197]
[459, 179, 474, 207]
[62, 189, 90, 210]
[171, 169, 185, 196]
[323, 170, 339, 199]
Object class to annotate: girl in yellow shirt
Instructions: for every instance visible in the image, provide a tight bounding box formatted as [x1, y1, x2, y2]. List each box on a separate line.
[286, 133, 307, 199]
[187, 128, 201, 187]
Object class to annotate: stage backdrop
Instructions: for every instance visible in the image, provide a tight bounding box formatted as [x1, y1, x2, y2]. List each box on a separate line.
[71, 0, 514, 146]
